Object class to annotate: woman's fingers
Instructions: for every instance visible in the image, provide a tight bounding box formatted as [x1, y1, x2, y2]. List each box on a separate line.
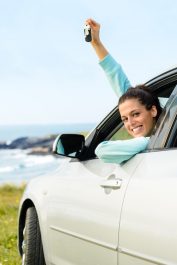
[85, 18, 100, 30]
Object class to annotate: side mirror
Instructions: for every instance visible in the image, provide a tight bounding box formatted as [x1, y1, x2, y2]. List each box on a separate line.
[53, 134, 85, 158]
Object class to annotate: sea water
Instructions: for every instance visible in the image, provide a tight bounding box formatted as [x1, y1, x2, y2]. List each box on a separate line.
[0, 149, 61, 185]
[0, 123, 95, 185]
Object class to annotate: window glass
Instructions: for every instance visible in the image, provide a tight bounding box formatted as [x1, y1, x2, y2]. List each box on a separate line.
[170, 116, 177, 147]
[159, 97, 168, 107]
[110, 126, 132, 141]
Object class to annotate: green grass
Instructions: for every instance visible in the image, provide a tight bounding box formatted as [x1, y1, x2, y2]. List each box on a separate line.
[0, 185, 25, 265]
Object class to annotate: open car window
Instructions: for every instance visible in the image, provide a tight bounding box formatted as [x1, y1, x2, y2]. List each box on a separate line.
[110, 126, 132, 141]
[84, 71, 177, 160]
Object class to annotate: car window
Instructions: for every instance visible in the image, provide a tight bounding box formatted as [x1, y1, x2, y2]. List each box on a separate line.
[165, 111, 177, 148]
[159, 97, 168, 107]
[170, 116, 177, 147]
[148, 87, 177, 149]
[85, 82, 177, 160]
[110, 126, 132, 141]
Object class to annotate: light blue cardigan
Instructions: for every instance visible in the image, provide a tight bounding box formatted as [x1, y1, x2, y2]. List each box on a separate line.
[95, 54, 149, 164]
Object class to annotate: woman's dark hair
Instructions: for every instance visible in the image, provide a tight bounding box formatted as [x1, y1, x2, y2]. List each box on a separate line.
[118, 84, 162, 121]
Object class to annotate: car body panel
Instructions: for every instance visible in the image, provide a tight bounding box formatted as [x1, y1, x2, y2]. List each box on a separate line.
[119, 149, 177, 265]
[44, 156, 143, 265]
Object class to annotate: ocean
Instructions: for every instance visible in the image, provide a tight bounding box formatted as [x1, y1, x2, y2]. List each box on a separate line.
[0, 123, 95, 185]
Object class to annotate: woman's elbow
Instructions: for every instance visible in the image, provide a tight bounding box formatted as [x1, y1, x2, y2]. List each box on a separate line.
[95, 145, 102, 159]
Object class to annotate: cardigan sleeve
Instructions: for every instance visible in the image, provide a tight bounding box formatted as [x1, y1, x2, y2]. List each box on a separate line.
[95, 137, 149, 164]
[99, 54, 131, 97]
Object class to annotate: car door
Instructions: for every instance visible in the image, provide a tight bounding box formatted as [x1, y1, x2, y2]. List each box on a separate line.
[45, 72, 177, 265]
[118, 95, 177, 265]
[46, 147, 144, 265]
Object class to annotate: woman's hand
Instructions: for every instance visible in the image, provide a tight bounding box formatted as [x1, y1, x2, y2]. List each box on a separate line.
[85, 18, 101, 46]
[85, 18, 108, 60]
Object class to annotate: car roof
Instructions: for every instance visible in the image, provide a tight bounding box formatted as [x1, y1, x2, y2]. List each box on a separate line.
[146, 67, 177, 87]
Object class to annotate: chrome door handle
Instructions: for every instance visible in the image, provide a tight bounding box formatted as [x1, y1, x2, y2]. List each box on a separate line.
[100, 174, 122, 189]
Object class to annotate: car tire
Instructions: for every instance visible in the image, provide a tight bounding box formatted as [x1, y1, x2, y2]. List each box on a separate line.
[22, 207, 46, 265]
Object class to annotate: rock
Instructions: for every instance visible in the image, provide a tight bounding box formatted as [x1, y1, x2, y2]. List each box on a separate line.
[8, 136, 56, 150]
[0, 141, 8, 149]
[0, 135, 58, 155]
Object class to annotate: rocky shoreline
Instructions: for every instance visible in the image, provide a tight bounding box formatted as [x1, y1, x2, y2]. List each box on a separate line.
[0, 135, 57, 155]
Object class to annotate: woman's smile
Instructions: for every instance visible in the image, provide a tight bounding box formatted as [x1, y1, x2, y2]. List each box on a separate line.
[131, 125, 143, 135]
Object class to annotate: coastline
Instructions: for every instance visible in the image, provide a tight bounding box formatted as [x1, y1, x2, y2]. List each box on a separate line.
[0, 132, 89, 185]
[0, 132, 88, 156]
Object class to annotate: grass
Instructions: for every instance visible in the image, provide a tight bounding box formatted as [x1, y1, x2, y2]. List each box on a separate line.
[0, 185, 25, 265]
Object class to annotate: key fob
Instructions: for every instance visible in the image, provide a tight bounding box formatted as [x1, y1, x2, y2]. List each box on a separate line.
[84, 24, 92, 42]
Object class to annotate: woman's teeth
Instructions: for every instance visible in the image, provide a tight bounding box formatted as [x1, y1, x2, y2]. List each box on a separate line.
[132, 125, 142, 133]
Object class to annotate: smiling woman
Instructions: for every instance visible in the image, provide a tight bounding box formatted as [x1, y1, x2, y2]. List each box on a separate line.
[118, 86, 161, 138]
[86, 18, 162, 164]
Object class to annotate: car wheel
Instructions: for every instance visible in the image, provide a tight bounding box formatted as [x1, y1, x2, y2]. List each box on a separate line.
[22, 207, 46, 265]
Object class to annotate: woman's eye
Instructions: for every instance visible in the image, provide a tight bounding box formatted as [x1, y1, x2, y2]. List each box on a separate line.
[133, 112, 140, 117]
[122, 118, 127, 123]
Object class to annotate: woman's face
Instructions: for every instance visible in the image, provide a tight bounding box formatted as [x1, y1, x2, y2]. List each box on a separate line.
[119, 98, 157, 138]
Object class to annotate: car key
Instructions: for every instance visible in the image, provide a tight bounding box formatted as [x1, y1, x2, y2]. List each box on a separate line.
[84, 24, 92, 42]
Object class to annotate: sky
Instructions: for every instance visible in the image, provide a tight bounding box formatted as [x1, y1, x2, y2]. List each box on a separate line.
[0, 0, 177, 125]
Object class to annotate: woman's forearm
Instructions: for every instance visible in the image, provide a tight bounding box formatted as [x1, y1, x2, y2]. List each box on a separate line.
[91, 41, 109, 61]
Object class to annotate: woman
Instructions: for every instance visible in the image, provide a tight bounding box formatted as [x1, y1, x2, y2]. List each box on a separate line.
[85, 18, 162, 164]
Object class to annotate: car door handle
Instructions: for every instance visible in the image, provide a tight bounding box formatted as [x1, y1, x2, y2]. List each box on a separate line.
[100, 174, 122, 189]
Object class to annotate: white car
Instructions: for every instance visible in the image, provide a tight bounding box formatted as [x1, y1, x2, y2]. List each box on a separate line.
[18, 67, 177, 265]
